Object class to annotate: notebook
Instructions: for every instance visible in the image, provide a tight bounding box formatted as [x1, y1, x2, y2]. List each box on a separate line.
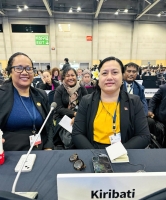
[106, 142, 129, 163]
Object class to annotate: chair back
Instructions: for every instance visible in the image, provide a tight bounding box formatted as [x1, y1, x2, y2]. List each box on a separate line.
[48, 90, 56, 105]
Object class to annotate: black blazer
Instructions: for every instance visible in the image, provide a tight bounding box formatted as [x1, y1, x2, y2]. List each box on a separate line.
[0, 81, 54, 151]
[149, 84, 166, 124]
[72, 90, 150, 149]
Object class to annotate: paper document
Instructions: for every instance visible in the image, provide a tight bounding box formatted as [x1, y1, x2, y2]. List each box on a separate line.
[106, 142, 129, 163]
[59, 115, 73, 133]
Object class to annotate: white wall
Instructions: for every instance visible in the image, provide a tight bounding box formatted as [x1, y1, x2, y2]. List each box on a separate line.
[11, 33, 50, 62]
[55, 20, 92, 65]
[135, 22, 166, 60]
[98, 21, 132, 60]
[0, 17, 166, 67]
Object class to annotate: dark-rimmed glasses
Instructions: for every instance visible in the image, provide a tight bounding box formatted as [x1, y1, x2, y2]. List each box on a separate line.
[11, 66, 34, 74]
[69, 154, 86, 171]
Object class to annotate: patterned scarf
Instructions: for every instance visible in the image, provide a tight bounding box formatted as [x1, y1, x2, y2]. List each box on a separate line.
[63, 81, 80, 110]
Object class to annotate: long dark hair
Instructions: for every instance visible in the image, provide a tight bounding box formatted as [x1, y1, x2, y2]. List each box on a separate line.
[96, 56, 124, 91]
[6, 52, 33, 76]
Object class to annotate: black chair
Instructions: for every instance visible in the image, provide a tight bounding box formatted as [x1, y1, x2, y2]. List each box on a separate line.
[36, 82, 44, 89]
[33, 78, 42, 88]
[142, 76, 157, 88]
[48, 90, 56, 105]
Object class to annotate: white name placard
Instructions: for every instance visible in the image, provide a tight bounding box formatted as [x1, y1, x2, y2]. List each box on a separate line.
[57, 173, 166, 200]
[135, 80, 143, 85]
[144, 88, 158, 99]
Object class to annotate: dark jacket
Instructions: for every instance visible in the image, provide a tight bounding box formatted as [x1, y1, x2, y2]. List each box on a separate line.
[39, 79, 59, 90]
[122, 81, 148, 116]
[72, 90, 150, 149]
[149, 84, 166, 124]
[53, 84, 88, 120]
[0, 81, 54, 151]
[61, 63, 70, 71]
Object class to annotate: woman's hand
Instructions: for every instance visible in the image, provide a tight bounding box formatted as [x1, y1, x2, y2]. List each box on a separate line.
[71, 117, 75, 125]
[2, 139, 5, 143]
[148, 111, 155, 118]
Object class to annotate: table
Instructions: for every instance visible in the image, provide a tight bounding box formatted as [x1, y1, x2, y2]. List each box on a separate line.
[0, 149, 166, 200]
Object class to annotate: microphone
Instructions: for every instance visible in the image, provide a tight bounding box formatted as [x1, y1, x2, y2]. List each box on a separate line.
[12, 102, 57, 199]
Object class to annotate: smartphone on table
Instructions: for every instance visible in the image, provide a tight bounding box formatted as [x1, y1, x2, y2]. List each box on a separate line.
[92, 154, 113, 173]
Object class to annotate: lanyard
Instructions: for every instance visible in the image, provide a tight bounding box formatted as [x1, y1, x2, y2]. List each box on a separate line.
[100, 97, 120, 135]
[19, 96, 37, 134]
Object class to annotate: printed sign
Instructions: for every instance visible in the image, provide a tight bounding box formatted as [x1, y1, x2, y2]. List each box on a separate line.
[57, 173, 166, 200]
[86, 36, 92, 41]
[35, 35, 49, 45]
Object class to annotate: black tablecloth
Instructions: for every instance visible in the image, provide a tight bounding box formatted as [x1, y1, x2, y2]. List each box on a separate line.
[0, 149, 166, 200]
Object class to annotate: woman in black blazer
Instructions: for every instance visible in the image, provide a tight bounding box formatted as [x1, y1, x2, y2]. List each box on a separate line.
[72, 56, 150, 149]
[53, 67, 88, 147]
[1, 52, 54, 151]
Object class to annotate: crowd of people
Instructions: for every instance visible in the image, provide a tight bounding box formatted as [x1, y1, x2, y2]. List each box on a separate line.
[1, 52, 166, 151]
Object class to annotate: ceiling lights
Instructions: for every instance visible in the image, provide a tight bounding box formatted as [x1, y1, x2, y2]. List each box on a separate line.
[69, 6, 81, 13]
[17, 5, 28, 12]
[157, 11, 166, 17]
[114, 9, 128, 15]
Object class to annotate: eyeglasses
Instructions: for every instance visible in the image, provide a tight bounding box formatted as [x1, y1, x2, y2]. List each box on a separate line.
[69, 154, 86, 171]
[11, 66, 34, 74]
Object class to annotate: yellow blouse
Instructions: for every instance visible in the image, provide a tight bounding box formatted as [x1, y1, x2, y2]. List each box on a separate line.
[94, 101, 120, 144]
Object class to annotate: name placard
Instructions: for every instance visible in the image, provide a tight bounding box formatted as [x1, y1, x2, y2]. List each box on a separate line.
[144, 88, 158, 98]
[57, 173, 166, 200]
[135, 80, 143, 85]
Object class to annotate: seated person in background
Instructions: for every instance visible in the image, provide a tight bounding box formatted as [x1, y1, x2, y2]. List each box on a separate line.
[53, 67, 88, 147]
[36, 70, 43, 78]
[122, 62, 148, 116]
[156, 69, 165, 86]
[0, 52, 54, 151]
[150, 69, 156, 76]
[51, 67, 61, 82]
[33, 69, 44, 87]
[72, 56, 150, 149]
[148, 85, 166, 137]
[142, 69, 151, 77]
[77, 68, 83, 81]
[39, 70, 59, 90]
[80, 69, 96, 88]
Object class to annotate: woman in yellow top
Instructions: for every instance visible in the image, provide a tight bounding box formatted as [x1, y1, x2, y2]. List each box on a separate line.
[72, 56, 150, 149]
